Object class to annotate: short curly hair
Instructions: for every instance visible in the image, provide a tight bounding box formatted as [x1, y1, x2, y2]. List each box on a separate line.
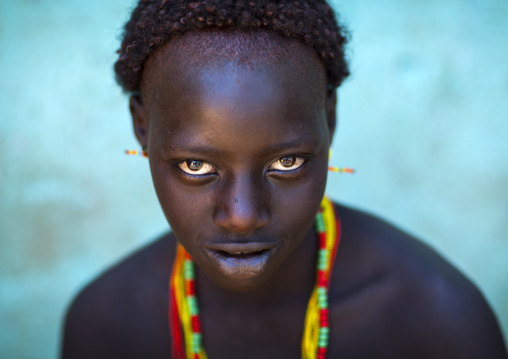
[114, 0, 350, 93]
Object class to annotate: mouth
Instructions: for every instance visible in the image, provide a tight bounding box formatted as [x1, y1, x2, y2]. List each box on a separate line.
[214, 249, 269, 259]
[204, 242, 279, 279]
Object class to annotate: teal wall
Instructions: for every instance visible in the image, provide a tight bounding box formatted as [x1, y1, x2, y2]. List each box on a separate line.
[0, 0, 507, 357]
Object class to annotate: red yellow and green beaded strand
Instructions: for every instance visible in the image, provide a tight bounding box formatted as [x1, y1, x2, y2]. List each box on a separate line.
[169, 196, 341, 359]
[302, 196, 339, 359]
[170, 246, 207, 359]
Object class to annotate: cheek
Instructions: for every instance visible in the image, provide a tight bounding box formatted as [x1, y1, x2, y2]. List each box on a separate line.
[149, 160, 213, 240]
[270, 156, 329, 239]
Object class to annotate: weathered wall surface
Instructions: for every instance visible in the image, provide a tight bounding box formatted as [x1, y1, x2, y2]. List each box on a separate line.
[0, 0, 506, 357]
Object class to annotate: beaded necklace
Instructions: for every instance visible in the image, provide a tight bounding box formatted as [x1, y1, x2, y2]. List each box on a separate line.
[169, 196, 341, 359]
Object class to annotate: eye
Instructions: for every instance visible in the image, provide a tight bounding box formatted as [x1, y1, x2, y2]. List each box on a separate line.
[268, 156, 306, 172]
[177, 159, 216, 175]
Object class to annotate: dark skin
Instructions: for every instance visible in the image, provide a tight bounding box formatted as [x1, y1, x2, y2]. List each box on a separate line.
[62, 32, 507, 358]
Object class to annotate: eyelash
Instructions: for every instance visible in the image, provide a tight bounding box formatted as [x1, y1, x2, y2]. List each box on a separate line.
[175, 155, 307, 177]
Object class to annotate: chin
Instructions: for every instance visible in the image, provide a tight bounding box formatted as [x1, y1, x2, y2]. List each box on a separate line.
[212, 271, 276, 293]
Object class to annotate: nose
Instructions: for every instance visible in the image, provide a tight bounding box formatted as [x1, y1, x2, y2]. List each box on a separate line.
[213, 175, 270, 234]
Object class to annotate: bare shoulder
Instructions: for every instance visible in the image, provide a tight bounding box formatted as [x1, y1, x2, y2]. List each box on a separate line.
[61, 232, 175, 359]
[329, 203, 507, 358]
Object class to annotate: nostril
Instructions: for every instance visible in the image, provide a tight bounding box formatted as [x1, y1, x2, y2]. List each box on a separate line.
[213, 200, 270, 234]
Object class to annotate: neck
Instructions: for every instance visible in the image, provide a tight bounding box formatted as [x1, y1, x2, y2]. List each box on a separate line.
[196, 225, 318, 312]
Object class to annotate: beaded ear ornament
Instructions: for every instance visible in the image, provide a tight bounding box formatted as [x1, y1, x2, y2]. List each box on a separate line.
[125, 149, 148, 158]
[125, 148, 355, 174]
[327, 149, 354, 174]
[328, 166, 354, 173]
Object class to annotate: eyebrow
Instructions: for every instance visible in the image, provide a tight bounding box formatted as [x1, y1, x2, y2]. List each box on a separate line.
[164, 144, 228, 156]
[260, 137, 322, 155]
[164, 137, 321, 157]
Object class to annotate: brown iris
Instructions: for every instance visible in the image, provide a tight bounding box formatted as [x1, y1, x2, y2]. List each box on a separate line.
[187, 160, 203, 171]
[278, 156, 295, 168]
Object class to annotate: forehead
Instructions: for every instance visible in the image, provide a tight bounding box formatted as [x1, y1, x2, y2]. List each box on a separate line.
[140, 30, 327, 111]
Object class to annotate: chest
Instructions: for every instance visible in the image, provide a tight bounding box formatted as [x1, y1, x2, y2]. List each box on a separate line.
[198, 301, 307, 359]
[126, 289, 417, 359]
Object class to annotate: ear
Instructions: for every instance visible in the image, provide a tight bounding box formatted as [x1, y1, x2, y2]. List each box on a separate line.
[325, 88, 337, 145]
[129, 94, 149, 149]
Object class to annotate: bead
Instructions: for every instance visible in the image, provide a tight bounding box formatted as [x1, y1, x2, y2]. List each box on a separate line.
[186, 280, 195, 296]
[319, 249, 329, 264]
[192, 315, 201, 332]
[187, 296, 199, 315]
[184, 260, 194, 279]
[192, 333, 202, 352]
[316, 214, 325, 232]
[319, 233, 327, 248]
[317, 270, 328, 287]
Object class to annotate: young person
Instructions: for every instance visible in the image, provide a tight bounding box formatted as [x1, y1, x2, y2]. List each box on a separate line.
[62, 1, 507, 358]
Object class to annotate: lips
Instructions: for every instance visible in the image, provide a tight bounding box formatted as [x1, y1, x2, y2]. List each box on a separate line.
[204, 241, 279, 279]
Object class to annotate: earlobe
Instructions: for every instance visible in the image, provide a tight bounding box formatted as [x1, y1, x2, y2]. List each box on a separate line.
[325, 89, 337, 144]
[129, 94, 149, 148]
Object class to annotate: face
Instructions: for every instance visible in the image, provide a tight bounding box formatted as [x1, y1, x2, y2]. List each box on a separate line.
[131, 33, 336, 292]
